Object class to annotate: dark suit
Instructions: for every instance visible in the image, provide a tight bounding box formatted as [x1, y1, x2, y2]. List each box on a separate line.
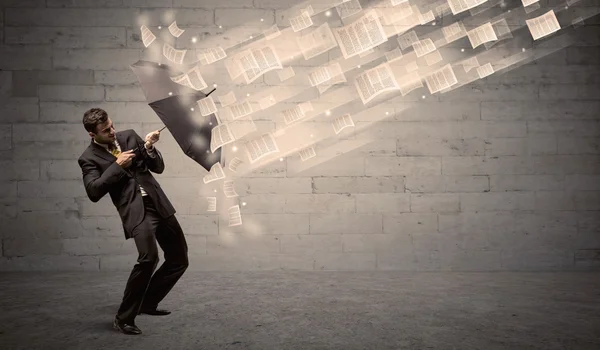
[78, 129, 188, 324]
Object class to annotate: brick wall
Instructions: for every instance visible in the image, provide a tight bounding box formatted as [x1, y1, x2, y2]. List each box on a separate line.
[0, 0, 599, 271]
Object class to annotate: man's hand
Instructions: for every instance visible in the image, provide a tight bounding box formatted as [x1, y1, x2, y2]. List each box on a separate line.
[144, 130, 161, 148]
[115, 150, 136, 168]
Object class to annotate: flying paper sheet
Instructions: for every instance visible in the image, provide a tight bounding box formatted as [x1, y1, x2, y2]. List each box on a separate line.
[425, 64, 458, 94]
[447, 0, 488, 15]
[334, 9, 387, 59]
[526, 10, 561, 41]
[140, 25, 156, 47]
[354, 63, 400, 104]
[168, 21, 185, 37]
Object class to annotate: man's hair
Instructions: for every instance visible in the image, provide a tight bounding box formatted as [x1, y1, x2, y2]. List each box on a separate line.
[83, 108, 108, 133]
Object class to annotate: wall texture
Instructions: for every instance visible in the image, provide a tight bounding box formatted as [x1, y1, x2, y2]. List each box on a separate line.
[0, 0, 599, 272]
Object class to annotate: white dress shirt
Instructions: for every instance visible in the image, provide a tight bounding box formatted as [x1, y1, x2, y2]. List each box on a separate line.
[94, 138, 157, 197]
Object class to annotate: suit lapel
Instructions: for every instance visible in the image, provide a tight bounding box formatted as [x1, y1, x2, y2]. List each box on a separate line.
[89, 131, 128, 163]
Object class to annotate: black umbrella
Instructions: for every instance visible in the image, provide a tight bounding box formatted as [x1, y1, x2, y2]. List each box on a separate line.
[129, 60, 222, 172]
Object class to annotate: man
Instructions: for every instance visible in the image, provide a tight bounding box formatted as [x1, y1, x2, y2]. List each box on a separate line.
[78, 108, 189, 335]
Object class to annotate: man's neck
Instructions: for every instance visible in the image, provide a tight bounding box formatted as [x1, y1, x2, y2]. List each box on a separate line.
[93, 138, 111, 149]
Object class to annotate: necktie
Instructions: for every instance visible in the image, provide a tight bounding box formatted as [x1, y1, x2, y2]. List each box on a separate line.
[108, 142, 121, 158]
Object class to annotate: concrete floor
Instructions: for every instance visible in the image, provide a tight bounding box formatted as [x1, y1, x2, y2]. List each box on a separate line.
[0, 271, 599, 350]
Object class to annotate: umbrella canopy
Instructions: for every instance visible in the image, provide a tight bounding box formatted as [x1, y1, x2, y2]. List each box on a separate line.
[130, 60, 222, 172]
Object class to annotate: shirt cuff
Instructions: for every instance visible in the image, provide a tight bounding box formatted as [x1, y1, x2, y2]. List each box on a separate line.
[145, 144, 157, 158]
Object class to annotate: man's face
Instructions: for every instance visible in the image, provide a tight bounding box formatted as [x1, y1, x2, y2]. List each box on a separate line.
[89, 118, 116, 144]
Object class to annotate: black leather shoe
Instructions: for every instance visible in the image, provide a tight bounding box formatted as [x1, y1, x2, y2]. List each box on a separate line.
[113, 317, 142, 335]
[138, 308, 171, 316]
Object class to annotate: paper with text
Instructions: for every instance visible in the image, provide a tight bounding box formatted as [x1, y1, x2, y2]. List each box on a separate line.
[228, 157, 243, 172]
[210, 123, 235, 153]
[336, 0, 362, 19]
[245, 133, 279, 163]
[228, 205, 242, 226]
[476, 62, 494, 78]
[354, 63, 400, 104]
[442, 21, 467, 43]
[203, 162, 226, 184]
[332, 114, 355, 135]
[171, 65, 208, 91]
[526, 10, 561, 41]
[223, 180, 238, 198]
[425, 64, 458, 94]
[412, 38, 436, 57]
[140, 25, 156, 47]
[334, 9, 387, 59]
[447, 0, 488, 15]
[197, 96, 217, 117]
[162, 43, 186, 64]
[168, 21, 185, 38]
[198, 47, 227, 65]
[467, 22, 498, 49]
[207, 197, 217, 212]
[299, 146, 317, 161]
[290, 11, 313, 32]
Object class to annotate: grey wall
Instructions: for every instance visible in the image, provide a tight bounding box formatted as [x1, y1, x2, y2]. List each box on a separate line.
[0, 0, 599, 271]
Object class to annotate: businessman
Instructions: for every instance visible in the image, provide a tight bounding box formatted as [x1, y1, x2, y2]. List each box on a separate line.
[78, 108, 188, 335]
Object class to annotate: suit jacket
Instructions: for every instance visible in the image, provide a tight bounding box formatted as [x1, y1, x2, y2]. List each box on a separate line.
[78, 129, 176, 239]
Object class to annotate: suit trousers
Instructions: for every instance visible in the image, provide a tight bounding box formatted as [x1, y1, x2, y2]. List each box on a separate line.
[116, 195, 189, 324]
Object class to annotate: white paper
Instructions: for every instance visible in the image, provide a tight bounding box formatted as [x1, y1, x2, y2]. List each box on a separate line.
[476, 62, 494, 78]
[467, 22, 498, 49]
[282, 105, 308, 125]
[333, 9, 388, 59]
[526, 10, 561, 41]
[197, 96, 217, 116]
[162, 43, 186, 64]
[245, 133, 279, 163]
[168, 21, 185, 38]
[198, 47, 227, 65]
[228, 205, 242, 227]
[223, 180, 238, 198]
[290, 11, 313, 32]
[522, 0, 539, 8]
[203, 162, 226, 184]
[238, 45, 282, 84]
[140, 25, 156, 48]
[442, 21, 467, 43]
[336, 0, 362, 19]
[447, 0, 488, 15]
[210, 123, 235, 153]
[354, 63, 400, 104]
[171, 65, 207, 91]
[412, 38, 436, 57]
[299, 146, 317, 161]
[228, 157, 243, 172]
[206, 197, 217, 212]
[425, 64, 458, 94]
[332, 114, 355, 135]
[227, 100, 253, 120]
